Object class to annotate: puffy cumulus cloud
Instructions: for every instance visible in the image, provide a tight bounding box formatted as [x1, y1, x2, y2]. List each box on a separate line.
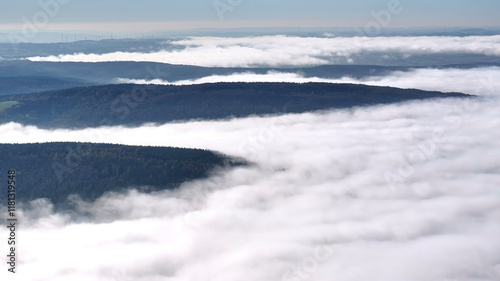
[116, 66, 500, 96]
[1, 85, 500, 280]
[25, 35, 500, 67]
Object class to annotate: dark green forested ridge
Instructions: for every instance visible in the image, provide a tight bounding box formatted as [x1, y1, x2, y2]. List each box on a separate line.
[0, 82, 471, 129]
[0, 142, 245, 206]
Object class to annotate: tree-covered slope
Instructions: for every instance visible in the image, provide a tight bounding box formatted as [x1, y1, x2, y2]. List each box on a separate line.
[0, 76, 89, 96]
[0, 142, 244, 205]
[0, 82, 471, 129]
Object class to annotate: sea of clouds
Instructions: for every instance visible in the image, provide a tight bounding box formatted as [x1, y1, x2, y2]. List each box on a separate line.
[0, 65, 499, 280]
[25, 35, 500, 67]
[116, 66, 500, 96]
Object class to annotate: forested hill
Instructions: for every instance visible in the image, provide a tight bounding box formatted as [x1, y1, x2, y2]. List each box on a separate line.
[0, 82, 470, 129]
[0, 142, 245, 206]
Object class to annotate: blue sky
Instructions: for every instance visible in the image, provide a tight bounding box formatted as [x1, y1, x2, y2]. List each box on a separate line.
[0, 0, 499, 32]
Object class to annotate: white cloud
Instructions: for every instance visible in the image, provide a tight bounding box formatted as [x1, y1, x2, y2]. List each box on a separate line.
[25, 35, 500, 67]
[3, 50, 500, 280]
[1, 89, 500, 280]
[116, 67, 500, 96]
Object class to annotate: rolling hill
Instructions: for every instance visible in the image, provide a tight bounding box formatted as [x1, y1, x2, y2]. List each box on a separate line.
[0, 82, 471, 129]
[0, 142, 245, 206]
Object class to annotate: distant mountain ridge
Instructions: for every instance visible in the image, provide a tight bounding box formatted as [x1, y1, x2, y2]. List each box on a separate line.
[0, 60, 498, 96]
[0, 82, 471, 129]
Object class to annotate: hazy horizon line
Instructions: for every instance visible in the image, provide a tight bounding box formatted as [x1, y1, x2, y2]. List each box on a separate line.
[1, 25, 500, 44]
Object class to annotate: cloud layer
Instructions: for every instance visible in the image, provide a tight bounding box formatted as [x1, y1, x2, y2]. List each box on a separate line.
[26, 35, 500, 67]
[1, 70, 500, 280]
[116, 66, 500, 96]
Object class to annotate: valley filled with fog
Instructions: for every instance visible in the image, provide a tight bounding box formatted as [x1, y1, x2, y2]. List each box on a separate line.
[0, 35, 499, 281]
